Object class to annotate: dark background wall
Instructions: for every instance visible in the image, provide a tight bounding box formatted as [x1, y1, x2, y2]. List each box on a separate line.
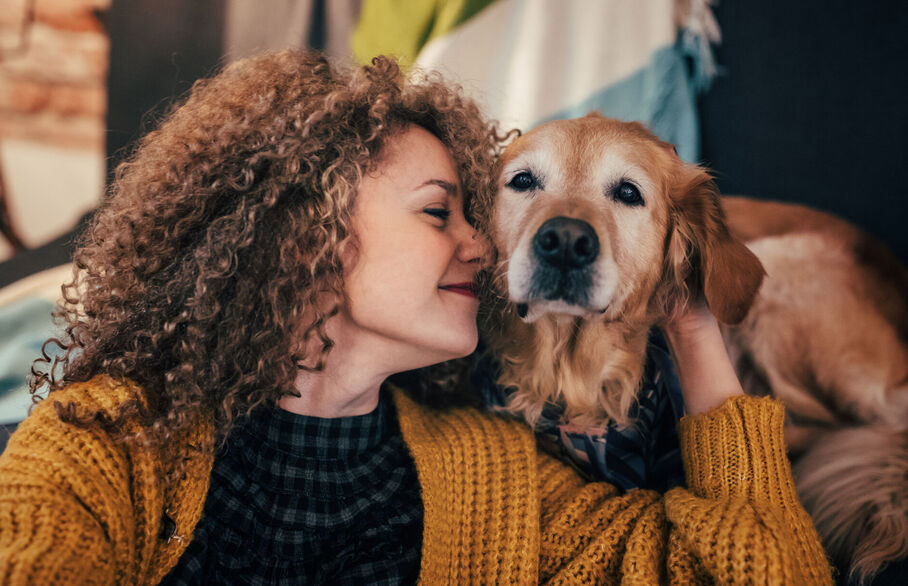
[700, 0, 908, 264]
[105, 0, 225, 177]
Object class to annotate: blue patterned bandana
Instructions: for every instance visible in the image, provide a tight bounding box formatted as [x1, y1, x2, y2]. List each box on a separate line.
[472, 329, 685, 492]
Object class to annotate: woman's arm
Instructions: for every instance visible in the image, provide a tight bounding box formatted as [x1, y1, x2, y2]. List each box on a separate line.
[537, 396, 834, 584]
[0, 404, 118, 584]
[661, 301, 744, 416]
[536, 304, 834, 583]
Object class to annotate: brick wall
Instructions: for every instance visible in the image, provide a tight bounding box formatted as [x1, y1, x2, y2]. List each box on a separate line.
[0, 0, 110, 261]
[0, 0, 110, 148]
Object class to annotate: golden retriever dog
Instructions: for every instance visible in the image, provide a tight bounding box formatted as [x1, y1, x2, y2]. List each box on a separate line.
[721, 197, 908, 582]
[476, 112, 908, 583]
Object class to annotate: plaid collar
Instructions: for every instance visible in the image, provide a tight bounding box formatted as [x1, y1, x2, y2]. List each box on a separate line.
[242, 394, 387, 460]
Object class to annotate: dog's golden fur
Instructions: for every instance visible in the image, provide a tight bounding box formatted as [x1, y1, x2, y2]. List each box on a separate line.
[478, 113, 908, 583]
[722, 197, 908, 442]
[477, 113, 763, 429]
[721, 197, 908, 582]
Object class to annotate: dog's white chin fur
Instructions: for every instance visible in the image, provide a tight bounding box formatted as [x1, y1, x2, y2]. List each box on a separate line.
[516, 299, 603, 323]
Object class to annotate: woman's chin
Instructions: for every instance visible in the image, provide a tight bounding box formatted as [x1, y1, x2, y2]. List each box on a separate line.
[419, 333, 480, 368]
[449, 329, 480, 359]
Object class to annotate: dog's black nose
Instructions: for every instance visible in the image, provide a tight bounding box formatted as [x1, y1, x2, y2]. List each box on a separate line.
[532, 216, 599, 268]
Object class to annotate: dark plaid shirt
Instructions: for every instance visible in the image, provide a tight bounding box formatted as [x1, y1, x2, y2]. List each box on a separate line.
[161, 391, 423, 585]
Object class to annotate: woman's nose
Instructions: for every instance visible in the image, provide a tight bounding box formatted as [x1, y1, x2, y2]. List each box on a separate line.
[457, 227, 492, 267]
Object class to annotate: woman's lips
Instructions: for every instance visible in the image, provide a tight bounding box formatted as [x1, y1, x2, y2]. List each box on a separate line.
[439, 282, 479, 298]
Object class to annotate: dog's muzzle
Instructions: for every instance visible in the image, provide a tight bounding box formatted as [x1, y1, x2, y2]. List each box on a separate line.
[526, 216, 599, 306]
[533, 216, 599, 268]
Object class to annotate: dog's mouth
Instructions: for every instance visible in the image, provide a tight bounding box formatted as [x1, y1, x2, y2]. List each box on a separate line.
[512, 297, 609, 323]
[528, 263, 593, 305]
[512, 265, 609, 322]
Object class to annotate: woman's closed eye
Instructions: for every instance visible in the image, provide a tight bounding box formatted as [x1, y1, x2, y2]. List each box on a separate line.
[424, 207, 452, 223]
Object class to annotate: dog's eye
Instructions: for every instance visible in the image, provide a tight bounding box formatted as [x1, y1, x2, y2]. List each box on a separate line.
[507, 171, 538, 192]
[613, 181, 644, 206]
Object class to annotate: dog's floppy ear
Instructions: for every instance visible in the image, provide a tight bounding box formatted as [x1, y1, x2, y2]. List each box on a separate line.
[663, 163, 765, 324]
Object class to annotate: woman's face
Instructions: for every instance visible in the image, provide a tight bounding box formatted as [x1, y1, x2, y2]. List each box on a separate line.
[338, 125, 489, 372]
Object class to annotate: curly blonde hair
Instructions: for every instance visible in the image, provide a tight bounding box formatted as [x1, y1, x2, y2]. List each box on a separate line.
[32, 49, 510, 445]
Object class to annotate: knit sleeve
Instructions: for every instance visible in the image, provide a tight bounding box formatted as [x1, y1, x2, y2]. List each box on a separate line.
[664, 395, 833, 583]
[0, 392, 134, 584]
[537, 395, 834, 584]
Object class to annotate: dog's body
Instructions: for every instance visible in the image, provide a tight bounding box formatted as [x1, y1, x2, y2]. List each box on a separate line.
[721, 197, 908, 581]
[479, 113, 908, 583]
[721, 196, 908, 445]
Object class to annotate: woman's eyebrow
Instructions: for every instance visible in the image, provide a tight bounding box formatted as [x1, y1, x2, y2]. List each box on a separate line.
[419, 179, 458, 196]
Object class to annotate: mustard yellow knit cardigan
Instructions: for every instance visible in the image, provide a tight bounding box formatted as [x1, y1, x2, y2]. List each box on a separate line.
[0, 376, 833, 584]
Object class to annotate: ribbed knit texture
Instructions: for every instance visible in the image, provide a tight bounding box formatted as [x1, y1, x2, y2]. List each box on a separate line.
[0, 377, 215, 585]
[0, 376, 834, 585]
[393, 390, 542, 583]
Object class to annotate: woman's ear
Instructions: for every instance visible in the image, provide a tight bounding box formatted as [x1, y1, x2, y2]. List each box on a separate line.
[665, 163, 765, 324]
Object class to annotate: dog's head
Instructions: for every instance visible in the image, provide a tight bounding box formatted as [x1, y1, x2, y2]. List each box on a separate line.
[486, 113, 764, 328]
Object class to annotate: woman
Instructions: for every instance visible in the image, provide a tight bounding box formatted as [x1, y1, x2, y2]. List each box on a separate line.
[0, 50, 832, 584]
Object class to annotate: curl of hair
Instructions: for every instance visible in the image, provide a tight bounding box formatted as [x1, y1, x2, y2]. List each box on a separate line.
[31, 50, 511, 452]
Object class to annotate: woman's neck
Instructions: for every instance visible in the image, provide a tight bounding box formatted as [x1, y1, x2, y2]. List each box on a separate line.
[281, 370, 385, 419]
[279, 338, 390, 418]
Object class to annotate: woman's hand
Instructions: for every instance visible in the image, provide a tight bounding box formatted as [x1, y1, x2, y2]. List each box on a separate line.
[661, 301, 745, 416]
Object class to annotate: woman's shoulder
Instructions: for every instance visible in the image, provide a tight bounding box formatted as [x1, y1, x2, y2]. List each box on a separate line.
[35, 374, 147, 417]
[0, 376, 152, 509]
[4, 375, 147, 460]
[3, 373, 214, 494]
[23, 374, 213, 452]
